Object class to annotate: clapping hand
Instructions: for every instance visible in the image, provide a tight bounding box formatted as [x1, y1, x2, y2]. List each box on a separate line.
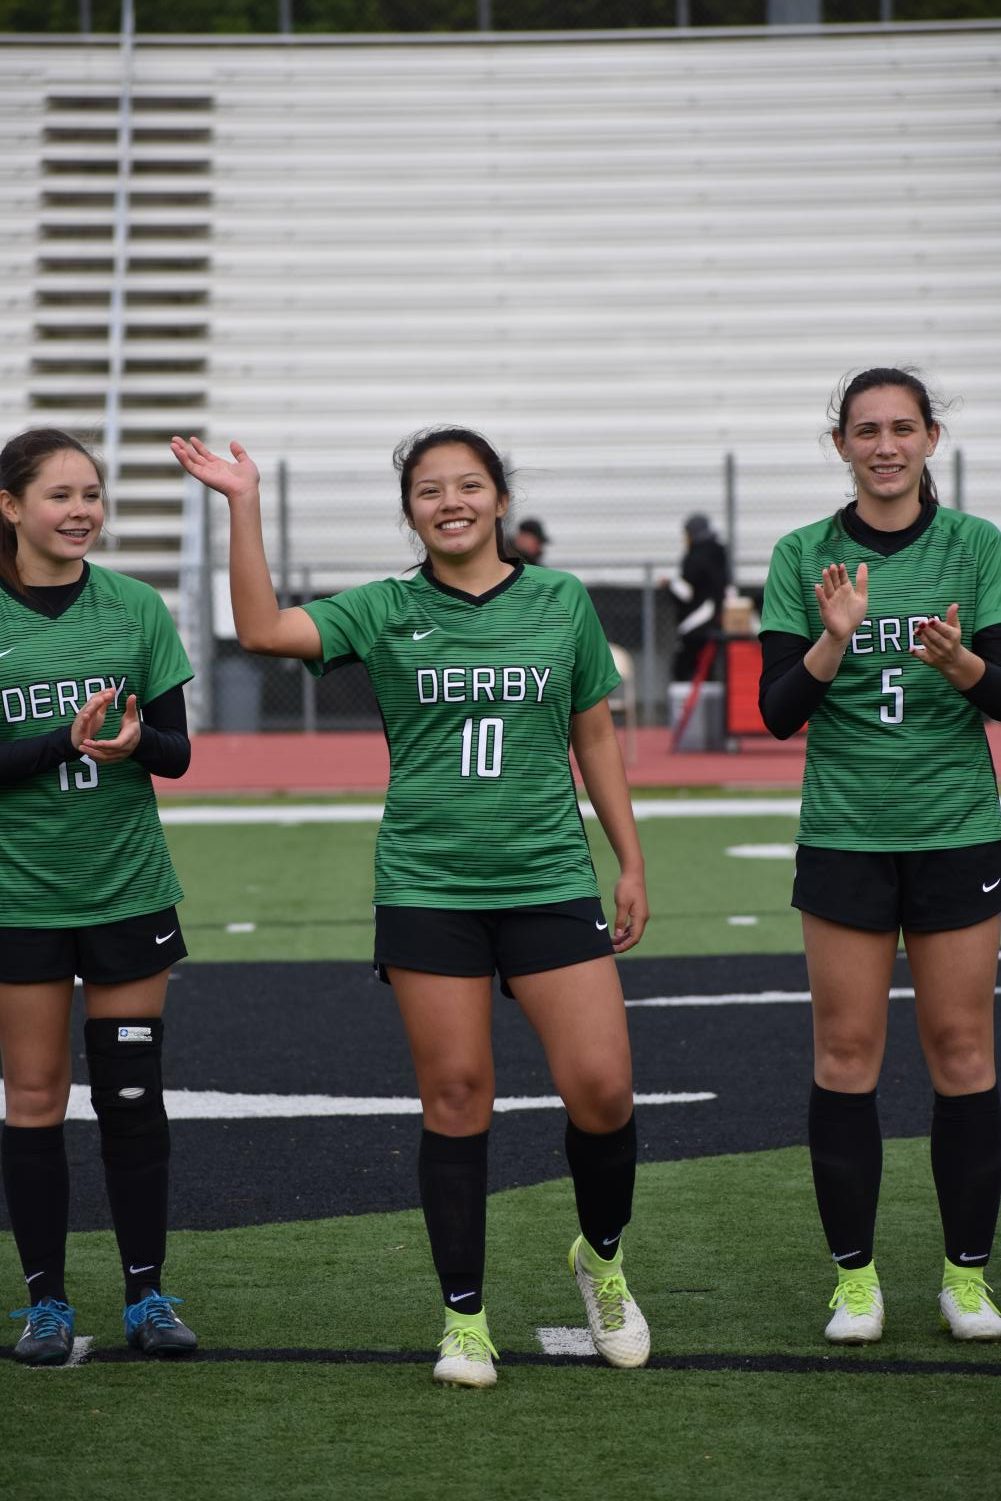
[74, 690, 143, 762]
[814, 562, 868, 644]
[912, 604, 962, 672]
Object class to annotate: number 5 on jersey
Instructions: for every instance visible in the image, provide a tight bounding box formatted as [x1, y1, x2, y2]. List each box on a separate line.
[880, 667, 904, 725]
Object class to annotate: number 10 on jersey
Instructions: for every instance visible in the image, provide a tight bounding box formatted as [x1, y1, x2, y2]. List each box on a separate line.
[460, 716, 504, 778]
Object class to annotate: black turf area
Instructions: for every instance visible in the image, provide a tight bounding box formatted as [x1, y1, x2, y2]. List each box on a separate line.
[0, 953, 965, 1233]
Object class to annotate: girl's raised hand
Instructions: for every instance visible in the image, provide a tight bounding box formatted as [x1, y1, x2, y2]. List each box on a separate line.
[170, 435, 259, 504]
[814, 561, 868, 644]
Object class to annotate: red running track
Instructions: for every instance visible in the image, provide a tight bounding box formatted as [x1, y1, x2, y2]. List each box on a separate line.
[155, 723, 1001, 797]
[155, 728, 811, 796]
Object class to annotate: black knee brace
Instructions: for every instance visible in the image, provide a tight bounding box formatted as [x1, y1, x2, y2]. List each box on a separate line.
[84, 1018, 169, 1164]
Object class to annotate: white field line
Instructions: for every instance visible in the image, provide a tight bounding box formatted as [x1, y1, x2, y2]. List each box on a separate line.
[726, 844, 797, 858]
[161, 803, 387, 825]
[159, 798, 800, 826]
[5, 1085, 714, 1122]
[536, 1327, 596, 1356]
[22, 1337, 94, 1370]
[629, 986, 1001, 1008]
[626, 988, 922, 1007]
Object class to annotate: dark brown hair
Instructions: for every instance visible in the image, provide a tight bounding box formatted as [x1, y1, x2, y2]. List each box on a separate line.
[0, 428, 105, 593]
[393, 426, 513, 563]
[831, 367, 941, 507]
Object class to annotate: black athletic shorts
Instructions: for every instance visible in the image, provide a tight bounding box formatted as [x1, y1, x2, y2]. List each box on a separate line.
[792, 842, 1001, 933]
[373, 898, 615, 996]
[0, 906, 187, 985]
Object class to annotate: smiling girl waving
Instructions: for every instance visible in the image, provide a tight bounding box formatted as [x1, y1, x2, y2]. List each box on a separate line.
[172, 426, 651, 1386]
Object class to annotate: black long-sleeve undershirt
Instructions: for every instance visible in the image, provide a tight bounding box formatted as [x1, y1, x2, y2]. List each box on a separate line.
[759, 626, 1001, 740]
[0, 683, 190, 786]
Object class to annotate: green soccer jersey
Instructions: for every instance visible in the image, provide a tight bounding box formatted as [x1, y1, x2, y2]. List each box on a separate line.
[303, 562, 620, 907]
[0, 564, 192, 926]
[760, 506, 1001, 851]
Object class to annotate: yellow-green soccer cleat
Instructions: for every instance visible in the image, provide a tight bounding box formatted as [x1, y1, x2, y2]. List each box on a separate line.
[568, 1235, 650, 1369]
[939, 1273, 1001, 1341]
[433, 1307, 498, 1388]
[825, 1269, 884, 1344]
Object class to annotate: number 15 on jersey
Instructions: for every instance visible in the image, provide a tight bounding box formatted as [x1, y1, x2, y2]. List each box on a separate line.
[57, 756, 99, 791]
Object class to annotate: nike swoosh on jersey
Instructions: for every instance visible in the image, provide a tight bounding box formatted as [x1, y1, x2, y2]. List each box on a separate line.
[412, 628, 437, 641]
[0, 648, 13, 658]
[155, 930, 177, 945]
[983, 878, 1001, 893]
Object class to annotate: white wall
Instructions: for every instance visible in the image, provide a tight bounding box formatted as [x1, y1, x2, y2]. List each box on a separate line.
[0, 25, 998, 589]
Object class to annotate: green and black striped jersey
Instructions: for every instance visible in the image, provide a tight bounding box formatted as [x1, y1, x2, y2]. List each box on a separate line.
[303, 562, 619, 907]
[761, 506, 1001, 850]
[0, 564, 192, 926]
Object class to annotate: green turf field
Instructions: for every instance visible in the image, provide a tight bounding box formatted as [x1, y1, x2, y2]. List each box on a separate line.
[4, 1144, 1000, 1500]
[4, 793, 999, 1500]
[166, 796, 804, 961]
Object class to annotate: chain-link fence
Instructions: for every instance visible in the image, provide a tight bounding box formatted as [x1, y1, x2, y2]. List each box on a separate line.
[185, 556, 678, 733]
[180, 454, 725, 733]
[179, 444, 973, 733]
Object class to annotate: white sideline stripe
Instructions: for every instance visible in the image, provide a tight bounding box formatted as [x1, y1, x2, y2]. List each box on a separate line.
[26, 1337, 93, 1371]
[626, 988, 923, 1007]
[536, 1327, 596, 1356]
[161, 804, 387, 825]
[726, 844, 797, 858]
[158, 797, 800, 827]
[5, 1085, 714, 1122]
[616, 799, 799, 820]
[629, 986, 1001, 1008]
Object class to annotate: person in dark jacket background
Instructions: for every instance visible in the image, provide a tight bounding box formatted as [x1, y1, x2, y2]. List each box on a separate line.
[511, 517, 549, 566]
[667, 513, 729, 679]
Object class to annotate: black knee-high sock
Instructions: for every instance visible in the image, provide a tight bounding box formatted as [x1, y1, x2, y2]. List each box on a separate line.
[418, 1129, 489, 1315]
[1, 1123, 69, 1305]
[103, 1123, 171, 1306]
[564, 1113, 637, 1259]
[808, 1083, 882, 1271]
[931, 1086, 1001, 1270]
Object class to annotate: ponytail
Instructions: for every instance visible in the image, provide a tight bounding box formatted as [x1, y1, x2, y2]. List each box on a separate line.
[0, 513, 19, 594]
